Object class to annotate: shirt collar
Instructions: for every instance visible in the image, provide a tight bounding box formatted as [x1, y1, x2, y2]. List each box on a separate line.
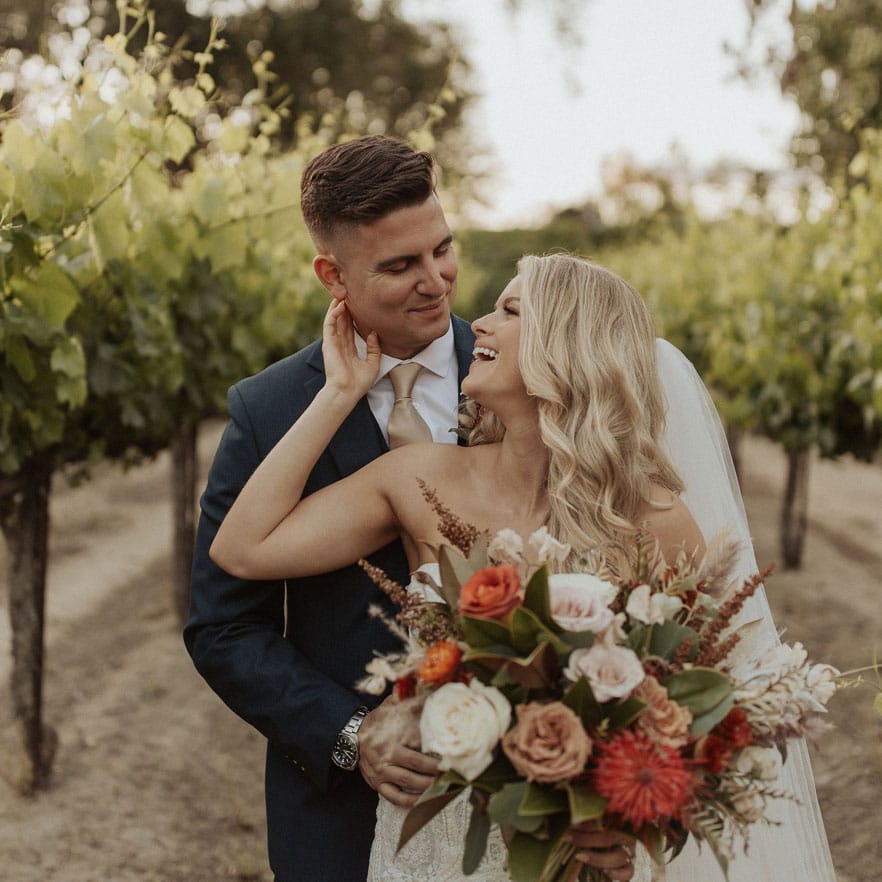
[353, 321, 455, 381]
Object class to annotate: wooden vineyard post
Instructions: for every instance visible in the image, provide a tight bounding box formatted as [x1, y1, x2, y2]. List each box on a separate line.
[1, 459, 57, 793]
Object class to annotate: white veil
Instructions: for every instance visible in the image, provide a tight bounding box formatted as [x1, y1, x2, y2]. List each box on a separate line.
[653, 338, 837, 882]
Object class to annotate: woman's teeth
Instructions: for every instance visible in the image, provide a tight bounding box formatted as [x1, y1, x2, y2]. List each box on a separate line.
[473, 347, 498, 361]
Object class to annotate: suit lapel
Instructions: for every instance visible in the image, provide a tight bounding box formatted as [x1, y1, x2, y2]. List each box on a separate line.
[452, 316, 476, 446]
[305, 346, 387, 478]
[452, 315, 475, 384]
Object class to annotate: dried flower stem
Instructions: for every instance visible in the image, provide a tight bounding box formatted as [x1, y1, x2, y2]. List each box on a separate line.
[417, 478, 480, 556]
[694, 565, 773, 667]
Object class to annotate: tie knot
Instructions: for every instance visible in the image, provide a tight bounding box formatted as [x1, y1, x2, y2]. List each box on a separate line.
[388, 362, 422, 400]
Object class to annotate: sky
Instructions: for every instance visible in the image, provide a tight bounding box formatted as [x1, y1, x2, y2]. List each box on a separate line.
[403, 0, 800, 229]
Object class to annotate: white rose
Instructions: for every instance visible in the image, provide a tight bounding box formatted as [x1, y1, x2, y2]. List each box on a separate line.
[549, 573, 617, 633]
[805, 663, 839, 705]
[527, 527, 571, 564]
[488, 528, 524, 564]
[420, 680, 511, 781]
[563, 643, 645, 702]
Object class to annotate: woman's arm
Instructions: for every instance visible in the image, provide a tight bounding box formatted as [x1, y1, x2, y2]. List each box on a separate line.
[210, 299, 399, 580]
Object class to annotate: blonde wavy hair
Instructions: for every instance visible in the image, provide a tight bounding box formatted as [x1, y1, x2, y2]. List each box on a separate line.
[469, 254, 683, 571]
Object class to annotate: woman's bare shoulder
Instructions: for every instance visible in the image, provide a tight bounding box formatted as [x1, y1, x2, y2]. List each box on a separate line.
[372, 442, 483, 491]
[638, 487, 706, 560]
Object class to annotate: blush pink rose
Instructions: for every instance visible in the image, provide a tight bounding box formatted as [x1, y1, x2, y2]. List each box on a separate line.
[548, 573, 617, 633]
[501, 701, 593, 784]
[563, 642, 645, 703]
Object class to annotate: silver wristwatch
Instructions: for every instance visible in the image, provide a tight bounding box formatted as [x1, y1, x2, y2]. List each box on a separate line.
[331, 706, 368, 771]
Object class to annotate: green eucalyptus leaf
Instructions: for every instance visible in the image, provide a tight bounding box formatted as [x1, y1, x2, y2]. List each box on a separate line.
[606, 696, 646, 729]
[488, 782, 543, 833]
[510, 606, 570, 656]
[438, 544, 474, 608]
[663, 668, 734, 735]
[565, 783, 607, 824]
[562, 676, 603, 727]
[650, 621, 699, 661]
[460, 615, 513, 650]
[398, 785, 464, 852]
[523, 566, 554, 627]
[521, 782, 567, 817]
[462, 801, 491, 875]
[506, 831, 556, 882]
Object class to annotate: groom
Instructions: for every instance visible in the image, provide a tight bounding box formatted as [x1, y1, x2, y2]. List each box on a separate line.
[184, 136, 476, 881]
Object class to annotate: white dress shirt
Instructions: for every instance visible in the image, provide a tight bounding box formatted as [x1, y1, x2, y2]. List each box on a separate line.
[354, 322, 460, 446]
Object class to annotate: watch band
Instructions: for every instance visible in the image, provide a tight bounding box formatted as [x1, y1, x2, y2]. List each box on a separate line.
[331, 706, 368, 771]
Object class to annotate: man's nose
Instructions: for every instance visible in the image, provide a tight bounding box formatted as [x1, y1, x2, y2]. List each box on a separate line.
[416, 259, 446, 295]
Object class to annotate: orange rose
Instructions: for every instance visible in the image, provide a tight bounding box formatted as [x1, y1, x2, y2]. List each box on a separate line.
[458, 564, 522, 620]
[418, 640, 463, 686]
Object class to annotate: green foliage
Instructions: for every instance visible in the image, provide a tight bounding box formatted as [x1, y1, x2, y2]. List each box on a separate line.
[0, 6, 323, 478]
[598, 176, 882, 460]
[456, 210, 615, 320]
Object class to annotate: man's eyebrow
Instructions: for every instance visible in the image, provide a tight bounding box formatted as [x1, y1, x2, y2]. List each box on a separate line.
[373, 234, 454, 271]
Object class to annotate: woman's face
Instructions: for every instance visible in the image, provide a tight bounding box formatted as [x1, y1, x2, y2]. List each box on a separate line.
[462, 276, 526, 403]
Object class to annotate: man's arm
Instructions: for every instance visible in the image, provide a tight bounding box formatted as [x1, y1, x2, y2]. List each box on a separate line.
[183, 385, 362, 792]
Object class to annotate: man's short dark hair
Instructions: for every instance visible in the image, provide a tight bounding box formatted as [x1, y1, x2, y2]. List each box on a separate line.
[300, 135, 436, 247]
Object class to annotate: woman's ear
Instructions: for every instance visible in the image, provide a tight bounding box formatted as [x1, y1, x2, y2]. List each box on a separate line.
[313, 254, 346, 298]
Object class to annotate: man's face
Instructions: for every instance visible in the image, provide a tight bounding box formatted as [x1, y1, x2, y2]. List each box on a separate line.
[316, 196, 458, 359]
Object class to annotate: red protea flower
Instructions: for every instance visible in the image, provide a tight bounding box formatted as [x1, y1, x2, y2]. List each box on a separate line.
[593, 729, 693, 830]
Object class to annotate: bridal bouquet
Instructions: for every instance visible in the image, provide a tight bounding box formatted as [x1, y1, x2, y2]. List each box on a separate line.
[358, 486, 839, 882]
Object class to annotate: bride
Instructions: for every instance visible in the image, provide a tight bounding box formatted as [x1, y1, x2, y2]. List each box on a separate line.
[210, 254, 836, 881]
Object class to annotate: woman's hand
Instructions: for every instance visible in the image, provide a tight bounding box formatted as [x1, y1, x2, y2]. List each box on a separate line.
[566, 821, 637, 881]
[322, 298, 381, 400]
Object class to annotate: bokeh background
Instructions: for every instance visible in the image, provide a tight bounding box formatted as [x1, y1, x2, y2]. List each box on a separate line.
[1, 1, 880, 880]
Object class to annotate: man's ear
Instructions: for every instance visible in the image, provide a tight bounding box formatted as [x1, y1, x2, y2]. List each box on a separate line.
[313, 254, 346, 299]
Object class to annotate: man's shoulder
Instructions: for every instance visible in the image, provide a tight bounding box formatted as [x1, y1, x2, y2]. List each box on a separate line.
[234, 339, 322, 399]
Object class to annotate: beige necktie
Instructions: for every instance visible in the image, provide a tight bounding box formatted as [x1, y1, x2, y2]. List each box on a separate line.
[387, 363, 433, 448]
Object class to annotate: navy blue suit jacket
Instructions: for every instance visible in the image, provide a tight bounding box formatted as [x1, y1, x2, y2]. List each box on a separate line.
[184, 316, 475, 882]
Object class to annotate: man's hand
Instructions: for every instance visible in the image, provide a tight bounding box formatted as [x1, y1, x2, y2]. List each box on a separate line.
[358, 695, 440, 807]
[567, 822, 637, 882]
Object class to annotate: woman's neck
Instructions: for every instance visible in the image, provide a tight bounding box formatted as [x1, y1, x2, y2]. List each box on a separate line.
[492, 414, 550, 523]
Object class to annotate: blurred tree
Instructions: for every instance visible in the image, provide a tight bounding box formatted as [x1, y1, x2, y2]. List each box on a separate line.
[0, 0, 476, 187]
[736, 0, 882, 183]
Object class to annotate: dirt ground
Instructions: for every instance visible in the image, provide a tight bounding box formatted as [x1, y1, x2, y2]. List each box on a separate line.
[0, 424, 880, 882]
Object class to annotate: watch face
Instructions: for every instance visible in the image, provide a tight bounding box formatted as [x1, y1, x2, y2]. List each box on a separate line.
[334, 737, 358, 770]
